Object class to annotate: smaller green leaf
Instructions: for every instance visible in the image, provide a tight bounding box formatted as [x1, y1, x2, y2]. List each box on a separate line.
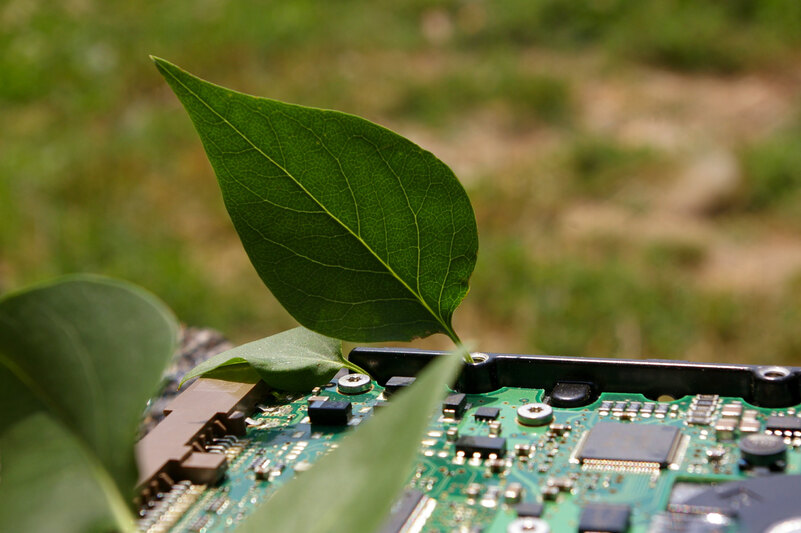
[180, 327, 362, 391]
[234, 352, 462, 533]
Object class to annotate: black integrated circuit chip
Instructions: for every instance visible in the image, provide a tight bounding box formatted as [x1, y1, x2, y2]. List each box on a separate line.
[443, 393, 467, 418]
[578, 421, 681, 467]
[766, 416, 801, 432]
[384, 376, 416, 397]
[455, 436, 507, 458]
[515, 502, 544, 517]
[579, 503, 631, 533]
[308, 400, 351, 426]
[474, 406, 501, 421]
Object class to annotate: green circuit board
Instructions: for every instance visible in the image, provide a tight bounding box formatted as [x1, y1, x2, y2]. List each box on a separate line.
[138, 377, 801, 533]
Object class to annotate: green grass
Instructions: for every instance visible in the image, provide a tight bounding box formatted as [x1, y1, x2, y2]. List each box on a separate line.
[470, 239, 801, 364]
[391, 65, 572, 128]
[565, 137, 655, 196]
[735, 117, 801, 225]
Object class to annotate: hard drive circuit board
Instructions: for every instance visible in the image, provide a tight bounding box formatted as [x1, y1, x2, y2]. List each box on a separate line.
[137, 372, 801, 533]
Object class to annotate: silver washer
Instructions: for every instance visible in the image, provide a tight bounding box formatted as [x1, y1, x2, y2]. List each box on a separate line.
[337, 373, 371, 394]
[517, 403, 553, 426]
[507, 517, 550, 533]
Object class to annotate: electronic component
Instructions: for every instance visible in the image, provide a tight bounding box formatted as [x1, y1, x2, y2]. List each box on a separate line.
[455, 436, 507, 458]
[576, 421, 682, 468]
[378, 489, 435, 533]
[384, 376, 415, 397]
[766, 415, 801, 434]
[738, 433, 786, 469]
[442, 393, 467, 418]
[504, 482, 524, 504]
[135, 376, 266, 503]
[739, 409, 761, 433]
[474, 406, 500, 421]
[687, 394, 719, 425]
[578, 503, 631, 533]
[308, 400, 351, 425]
[515, 502, 543, 517]
[714, 418, 737, 441]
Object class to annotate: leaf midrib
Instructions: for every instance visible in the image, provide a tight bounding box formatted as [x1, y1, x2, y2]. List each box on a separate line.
[157, 61, 456, 340]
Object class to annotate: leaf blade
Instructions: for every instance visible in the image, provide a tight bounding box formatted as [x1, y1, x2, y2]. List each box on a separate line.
[0, 275, 179, 497]
[0, 413, 135, 533]
[180, 327, 347, 391]
[234, 352, 462, 533]
[153, 57, 478, 343]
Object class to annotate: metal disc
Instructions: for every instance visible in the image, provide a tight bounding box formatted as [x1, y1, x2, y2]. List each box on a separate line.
[517, 403, 553, 426]
[337, 373, 372, 394]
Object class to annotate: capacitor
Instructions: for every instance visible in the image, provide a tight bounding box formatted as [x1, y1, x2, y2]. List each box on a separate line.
[738, 434, 786, 469]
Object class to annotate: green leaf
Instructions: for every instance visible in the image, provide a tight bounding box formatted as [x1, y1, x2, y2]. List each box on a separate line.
[234, 352, 462, 533]
[180, 326, 361, 391]
[0, 275, 179, 530]
[0, 414, 133, 533]
[152, 57, 478, 344]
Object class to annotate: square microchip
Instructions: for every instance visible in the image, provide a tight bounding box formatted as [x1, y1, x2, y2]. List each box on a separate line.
[474, 406, 501, 421]
[578, 421, 681, 467]
[579, 503, 631, 533]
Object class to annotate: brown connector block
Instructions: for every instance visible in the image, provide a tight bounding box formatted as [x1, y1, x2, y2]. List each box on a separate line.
[135, 376, 266, 502]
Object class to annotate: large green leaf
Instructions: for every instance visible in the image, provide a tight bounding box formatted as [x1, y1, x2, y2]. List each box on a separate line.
[0, 275, 178, 530]
[153, 57, 478, 344]
[235, 352, 462, 533]
[180, 326, 366, 391]
[0, 414, 133, 533]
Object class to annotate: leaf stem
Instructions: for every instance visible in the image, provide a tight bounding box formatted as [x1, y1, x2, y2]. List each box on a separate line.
[343, 359, 371, 376]
[444, 327, 474, 364]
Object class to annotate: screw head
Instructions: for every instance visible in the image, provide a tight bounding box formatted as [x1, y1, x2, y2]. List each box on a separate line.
[517, 403, 553, 426]
[337, 373, 371, 394]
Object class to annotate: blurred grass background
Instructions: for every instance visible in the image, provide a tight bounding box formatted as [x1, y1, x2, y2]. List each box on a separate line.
[2, 0, 801, 364]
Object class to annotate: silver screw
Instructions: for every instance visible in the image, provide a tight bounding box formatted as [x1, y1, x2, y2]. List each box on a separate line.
[517, 403, 553, 426]
[337, 373, 371, 394]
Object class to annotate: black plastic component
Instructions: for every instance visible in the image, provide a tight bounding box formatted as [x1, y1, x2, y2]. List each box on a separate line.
[739, 434, 786, 468]
[455, 436, 506, 458]
[308, 400, 351, 426]
[474, 406, 501, 421]
[384, 376, 416, 397]
[443, 393, 467, 417]
[578, 422, 681, 467]
[348, 348, 801, 407]
[766, 415, 801, 432]
[550, 382, 594, 407]
[515, 502, 543, 518]
[579, 503, 631, 533]
[379, 489, 426, 533]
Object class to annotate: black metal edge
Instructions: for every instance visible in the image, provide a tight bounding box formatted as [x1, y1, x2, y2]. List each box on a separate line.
[348, 347, 801, 408]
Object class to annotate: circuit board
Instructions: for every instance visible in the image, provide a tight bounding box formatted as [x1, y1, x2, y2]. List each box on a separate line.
[135, 349, 801, 533]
